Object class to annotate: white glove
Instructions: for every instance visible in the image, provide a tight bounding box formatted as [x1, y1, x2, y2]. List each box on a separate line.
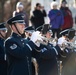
[57, 37, 68, 51]
[58, 38, 64, 45]
[30, 31, 43, 47]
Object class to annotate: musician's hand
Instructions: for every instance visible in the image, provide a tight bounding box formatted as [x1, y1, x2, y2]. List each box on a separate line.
[30, 31, 43, 47]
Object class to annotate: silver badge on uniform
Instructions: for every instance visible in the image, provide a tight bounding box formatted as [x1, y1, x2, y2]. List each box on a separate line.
[41, 48, 47, 53]
[22, 15, 25, 18]
[10, 44, 17, 50]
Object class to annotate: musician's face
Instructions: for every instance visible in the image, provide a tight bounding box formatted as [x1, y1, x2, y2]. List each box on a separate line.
[12, 23, 25, 35]
[0, 29, 7, 38]
[46, 32, 51, 39]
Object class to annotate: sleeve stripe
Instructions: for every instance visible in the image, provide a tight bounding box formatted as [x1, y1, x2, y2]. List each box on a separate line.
[53, 47, 58, 55]
[26, 44, 32, 51]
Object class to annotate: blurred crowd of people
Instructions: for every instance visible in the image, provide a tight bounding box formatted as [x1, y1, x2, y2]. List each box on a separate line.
[30, 0, 73, 39]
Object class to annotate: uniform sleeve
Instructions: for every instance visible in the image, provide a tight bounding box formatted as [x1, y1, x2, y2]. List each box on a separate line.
[0, 46, 4, 60]
[40, 45, 61, 59]
[40, 48, 57, 59]
[5, 40, 36, 58]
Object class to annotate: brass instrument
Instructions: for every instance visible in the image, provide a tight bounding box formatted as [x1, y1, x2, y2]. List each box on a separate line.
[58, 39, 76, 51]
[36, 34, 57, 46]
[32, 57, 38, 75]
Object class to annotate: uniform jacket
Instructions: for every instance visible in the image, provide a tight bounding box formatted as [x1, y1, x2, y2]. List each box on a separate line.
[32, 43, 61, 75]
[48, 9, 64, 29]
[0, 38, 7, 75]
[0, 38, 5, 60]
[5, 33, 37, 75]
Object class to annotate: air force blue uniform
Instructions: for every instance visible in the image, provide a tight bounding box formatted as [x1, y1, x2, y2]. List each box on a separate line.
[5, 14, 38, 75]
[32, 43, 61, 75]
[0, 38, 5, 60]
[5, 33, 37, 75]
[0, 22, 7, 75]
[0, 38, 7, 75]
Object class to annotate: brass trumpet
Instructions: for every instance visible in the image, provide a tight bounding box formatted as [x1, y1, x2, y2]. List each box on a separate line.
[32, 57, 38, 75]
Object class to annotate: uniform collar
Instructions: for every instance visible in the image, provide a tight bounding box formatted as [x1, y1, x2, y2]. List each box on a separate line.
[0, 38, 4, 44]
[0, 37, 4, 41]
[12, 32, 22, 39]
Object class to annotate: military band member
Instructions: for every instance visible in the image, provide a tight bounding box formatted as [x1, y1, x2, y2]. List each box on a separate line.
[0, 22, 7, 75]
[24, 26, 37, 75]
[58, 28, 75, 58]
[24, 26, 35, 40]
[32, 24, 63, 75]
[5, 14, 42, 75]
[58, 28, 76, 75]
[58, 29, 69, 49]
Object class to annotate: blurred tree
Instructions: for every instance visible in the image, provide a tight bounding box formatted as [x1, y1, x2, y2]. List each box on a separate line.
[0, 0, 31, 22]
[0, 0, 6, 22]
[0, 0, 31, 38]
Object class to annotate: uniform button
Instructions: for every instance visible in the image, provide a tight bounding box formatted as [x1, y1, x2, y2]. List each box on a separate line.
[23, 43, 24, 45]
[21, 39, 23, 41]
